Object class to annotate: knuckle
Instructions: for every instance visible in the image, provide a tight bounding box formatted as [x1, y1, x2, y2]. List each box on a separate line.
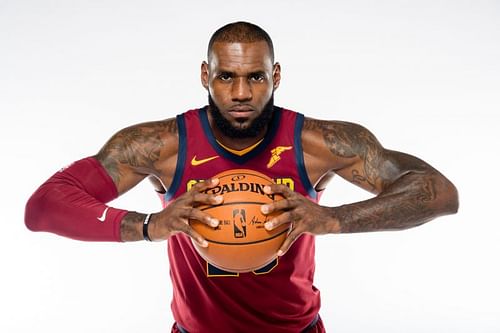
[192, 193, 204, 202]
[176, 220, 190, 232]
[192, 180, 210, 192]
[280, 211, 291, 223]
[278, 199, 290, 210]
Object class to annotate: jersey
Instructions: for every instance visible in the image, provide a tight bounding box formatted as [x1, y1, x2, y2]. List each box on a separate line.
[162, 106, 322, 332]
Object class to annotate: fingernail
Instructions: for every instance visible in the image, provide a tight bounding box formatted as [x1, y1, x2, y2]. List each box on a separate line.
[212, 178, 219, 185]
[215, 195, 223, 203]
[201, 240, 208, 247]
[210, 218, 219, 227]
[277, 250, 283, 256]
[261, 205, 269, 214]
[264, 185, 271, 194]
[265, 222, 273, 230]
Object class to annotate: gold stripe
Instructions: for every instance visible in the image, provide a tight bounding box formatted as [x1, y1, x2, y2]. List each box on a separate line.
[216, 138, 264, 156]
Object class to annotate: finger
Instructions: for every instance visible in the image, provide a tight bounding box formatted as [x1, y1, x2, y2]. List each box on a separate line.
[262, 184, 298, 215]
[190, 177, 220, 192]
[188, 207, 220, 228]
[192, 192, 224, 206]
[175, 220, 209, 248]
[277, 227, 302, 257]
[261, 198, 296, 215]
[264, 212, 291, 230]
[187, 229, 209, 248]
[264, 183, 295, 197]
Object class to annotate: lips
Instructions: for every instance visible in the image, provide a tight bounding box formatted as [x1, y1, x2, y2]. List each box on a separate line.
[229, 105, 253, 112]
[228, 105, 254, 119]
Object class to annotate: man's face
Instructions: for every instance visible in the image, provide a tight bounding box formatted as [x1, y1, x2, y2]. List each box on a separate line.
[201, 41, 281, 138]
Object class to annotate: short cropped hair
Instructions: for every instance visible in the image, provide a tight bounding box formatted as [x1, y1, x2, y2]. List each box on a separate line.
[207, 21, 275, 62]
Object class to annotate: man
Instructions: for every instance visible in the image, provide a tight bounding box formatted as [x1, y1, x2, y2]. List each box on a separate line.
[25, 22, 459, 332]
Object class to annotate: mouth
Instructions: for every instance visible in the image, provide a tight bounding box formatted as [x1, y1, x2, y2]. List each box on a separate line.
[228, 105, 254, 119]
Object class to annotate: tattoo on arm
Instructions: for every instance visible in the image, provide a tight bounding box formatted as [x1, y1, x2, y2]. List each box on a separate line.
[96, 119, 177, 188]
[305, 119, 458, 233]
[305, 119, 387, 191]
[120, 211, 146, 241]
[333, 161, 458, 233]
[335, 173, 432, 232]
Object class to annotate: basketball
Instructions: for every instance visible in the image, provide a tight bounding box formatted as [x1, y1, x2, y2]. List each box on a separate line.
[190, 169, 290, 273]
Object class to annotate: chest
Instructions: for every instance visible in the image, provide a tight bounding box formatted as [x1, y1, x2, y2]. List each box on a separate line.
[161, 107, 318, 203]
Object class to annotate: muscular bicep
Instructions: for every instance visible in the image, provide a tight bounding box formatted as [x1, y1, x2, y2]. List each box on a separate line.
[336, 148, 433, 195]
[94, 151, 147, 196]
[333, 122, 437, 194]
[94, 119, 176, 195]
[304, 118, 431, 194]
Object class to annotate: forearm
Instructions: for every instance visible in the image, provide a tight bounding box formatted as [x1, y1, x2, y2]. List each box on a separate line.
[25, 158, 128, 242]
[332, 171, 459, 233]
[120, 212, 147, 241]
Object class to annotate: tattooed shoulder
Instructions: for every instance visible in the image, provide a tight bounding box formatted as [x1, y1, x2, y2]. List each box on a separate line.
[96, 118, 177, 184]
[304, 118, 383, 159]
[304, 117, 387, 192]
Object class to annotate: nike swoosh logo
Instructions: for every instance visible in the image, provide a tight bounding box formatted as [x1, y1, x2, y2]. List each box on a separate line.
[97, 207, 109, 222]
[191, 155, 219, 166]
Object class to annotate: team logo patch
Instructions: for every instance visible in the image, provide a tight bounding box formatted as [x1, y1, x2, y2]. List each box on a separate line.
[267, 146, 292, 168]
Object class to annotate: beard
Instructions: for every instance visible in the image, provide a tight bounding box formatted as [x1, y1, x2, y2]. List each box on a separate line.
[208, 94, 275, 139]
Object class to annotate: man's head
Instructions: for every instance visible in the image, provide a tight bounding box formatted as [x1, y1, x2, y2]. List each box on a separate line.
[201, 22, 281, 139]
[207, 21, 275, 63]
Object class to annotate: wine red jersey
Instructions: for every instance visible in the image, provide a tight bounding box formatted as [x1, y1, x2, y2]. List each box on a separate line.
[163, 107, 322, 332]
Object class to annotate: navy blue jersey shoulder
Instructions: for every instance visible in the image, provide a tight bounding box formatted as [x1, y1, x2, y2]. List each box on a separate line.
[165, 114, 187, 201]
[294, 113, 317, 199]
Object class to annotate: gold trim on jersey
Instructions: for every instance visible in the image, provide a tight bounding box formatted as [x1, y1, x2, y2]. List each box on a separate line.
[216, 138, 264, 156]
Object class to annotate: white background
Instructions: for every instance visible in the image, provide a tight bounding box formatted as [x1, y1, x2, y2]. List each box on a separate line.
[1, 0, 499, 332]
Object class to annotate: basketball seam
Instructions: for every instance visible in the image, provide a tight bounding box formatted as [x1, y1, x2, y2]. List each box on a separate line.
[204, 227, 289, 246]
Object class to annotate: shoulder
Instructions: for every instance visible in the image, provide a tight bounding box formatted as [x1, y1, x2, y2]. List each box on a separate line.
[117, 117, 179, 142]
[302, 117, 370, 137]
[299, 116, 385, 179]
[107, 117, 179, 154]
[96, 117, 179, 174]
[298, 116, 393, 191]
[302, 117, 381, 157]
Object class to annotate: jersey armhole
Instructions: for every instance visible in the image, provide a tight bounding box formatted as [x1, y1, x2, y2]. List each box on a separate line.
[294, 113, 318, 200]
[164, 114, 187, 201]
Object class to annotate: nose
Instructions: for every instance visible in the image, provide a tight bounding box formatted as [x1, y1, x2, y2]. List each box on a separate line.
[231, 77, 252, 102]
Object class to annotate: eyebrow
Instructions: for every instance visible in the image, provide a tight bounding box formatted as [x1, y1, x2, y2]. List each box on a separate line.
[216, 69, 267, 77]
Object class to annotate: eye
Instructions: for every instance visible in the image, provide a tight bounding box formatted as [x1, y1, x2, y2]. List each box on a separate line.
[249, 73, 265, 82]
[217, 73, 232, 82]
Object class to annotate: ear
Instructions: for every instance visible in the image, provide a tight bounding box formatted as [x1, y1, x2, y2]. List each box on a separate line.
[272, 62, 281, 90]
[201, 61, 209, 90]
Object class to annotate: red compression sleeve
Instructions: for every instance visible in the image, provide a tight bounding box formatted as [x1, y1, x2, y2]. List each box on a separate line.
[25, 157, 128, 242]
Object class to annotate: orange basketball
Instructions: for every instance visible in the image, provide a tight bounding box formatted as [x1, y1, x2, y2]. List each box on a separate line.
[190, 169, 290, 273]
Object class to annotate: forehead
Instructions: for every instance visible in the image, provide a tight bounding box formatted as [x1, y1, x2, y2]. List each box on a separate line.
[208, 41, 273, 72]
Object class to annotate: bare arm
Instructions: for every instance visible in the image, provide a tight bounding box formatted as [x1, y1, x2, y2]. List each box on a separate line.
[25, 118, 220, 243]
[24, 119, 175, 242]
[93, 119, 178, 241]
[94, 118, 222, 243]
[308, 119, 458, 232]
[264, 118, 458, 253]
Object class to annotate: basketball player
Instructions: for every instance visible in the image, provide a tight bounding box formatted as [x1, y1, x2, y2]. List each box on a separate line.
[25, 22, 459, 332]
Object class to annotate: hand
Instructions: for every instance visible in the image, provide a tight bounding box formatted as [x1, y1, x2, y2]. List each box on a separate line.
[261, 184, 339, 256]
[148, 178, 223, 246]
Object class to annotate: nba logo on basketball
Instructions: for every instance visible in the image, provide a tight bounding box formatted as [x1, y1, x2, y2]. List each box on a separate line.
[232, 209, 247, 238]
